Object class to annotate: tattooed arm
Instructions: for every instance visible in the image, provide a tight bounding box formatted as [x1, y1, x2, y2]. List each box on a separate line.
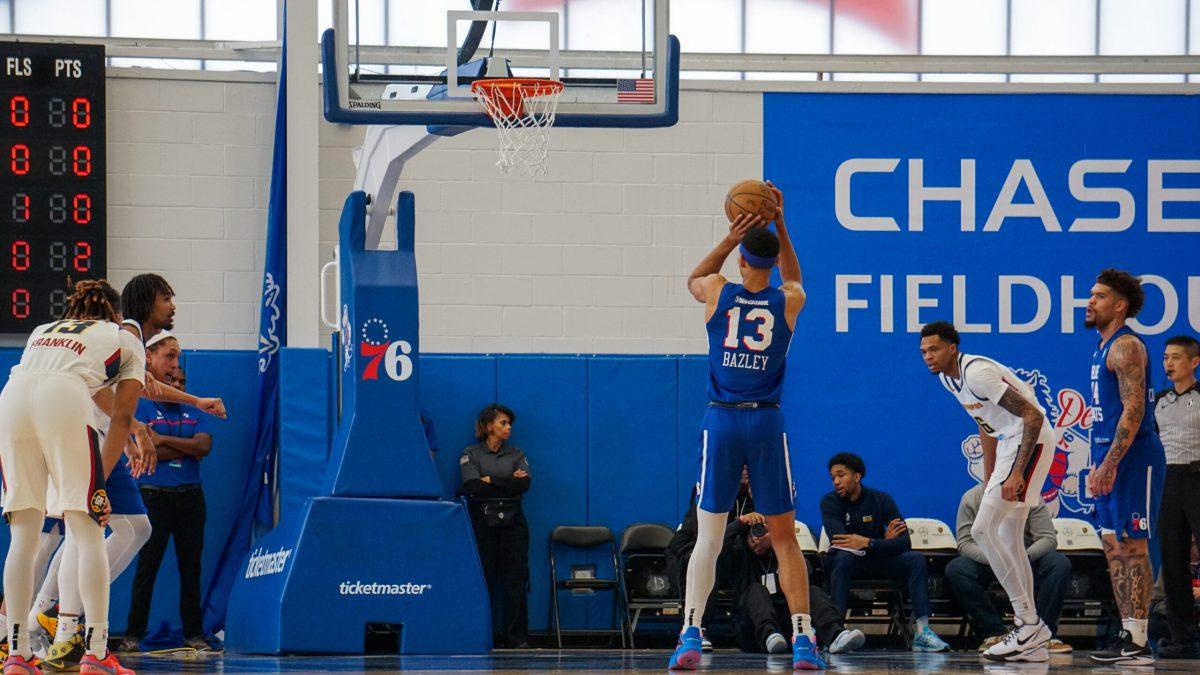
[1089, 335, 1147, 498]
[996, 386, 1046, 501]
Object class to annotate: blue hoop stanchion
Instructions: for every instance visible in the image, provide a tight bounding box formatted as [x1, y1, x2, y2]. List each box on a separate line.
[223, 191, 490, 655]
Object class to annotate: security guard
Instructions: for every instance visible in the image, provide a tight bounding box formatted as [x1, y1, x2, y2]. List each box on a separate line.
[460, 403, 531, 648]
[1155, 334, 1200, 659]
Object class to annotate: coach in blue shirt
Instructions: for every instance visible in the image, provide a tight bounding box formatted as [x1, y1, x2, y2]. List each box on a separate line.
[820, 452, 950, 652]
[122, 333, 212, 652]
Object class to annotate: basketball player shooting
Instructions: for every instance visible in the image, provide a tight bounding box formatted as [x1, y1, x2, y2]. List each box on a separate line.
[669, 183, 824, 671]
[918, 321, 1056, 663]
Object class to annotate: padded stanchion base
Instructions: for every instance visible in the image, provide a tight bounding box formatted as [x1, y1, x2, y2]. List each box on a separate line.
[224, 497, 490, 655]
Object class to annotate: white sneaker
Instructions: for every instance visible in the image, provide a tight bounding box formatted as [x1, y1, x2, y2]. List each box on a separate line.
[829, 628, 866, 654]
[982, 619, 1052, 662]
[765, 632, 788, 654]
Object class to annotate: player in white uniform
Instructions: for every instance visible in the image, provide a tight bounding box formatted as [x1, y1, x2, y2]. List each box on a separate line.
[0, 280, 143, 675]
[919, 321, 1056, 663]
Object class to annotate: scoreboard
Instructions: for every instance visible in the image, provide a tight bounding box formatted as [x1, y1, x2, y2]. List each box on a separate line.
[1, 41, 105, 334]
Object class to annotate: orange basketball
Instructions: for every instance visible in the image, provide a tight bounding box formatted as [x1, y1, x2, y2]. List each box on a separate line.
[724, 179, 778, 223]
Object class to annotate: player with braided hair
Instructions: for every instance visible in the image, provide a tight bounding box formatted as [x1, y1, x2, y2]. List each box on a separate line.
[0, 279, 145, 674]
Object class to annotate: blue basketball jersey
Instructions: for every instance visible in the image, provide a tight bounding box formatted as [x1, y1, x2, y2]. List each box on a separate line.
[1090, 325, 1157, 456]
[705, 283, 793, 403]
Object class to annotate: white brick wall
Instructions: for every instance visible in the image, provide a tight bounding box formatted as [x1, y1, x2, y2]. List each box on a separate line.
[109, 74, 762, 354]
[106, 74, 276, 350]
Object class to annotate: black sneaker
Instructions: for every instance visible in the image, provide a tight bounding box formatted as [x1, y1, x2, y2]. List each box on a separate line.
[115, 636, 142, 653]
[1156, 638, 1200, 659]
[1089, 630, 1154, 665]
[183, 636, 211, 652]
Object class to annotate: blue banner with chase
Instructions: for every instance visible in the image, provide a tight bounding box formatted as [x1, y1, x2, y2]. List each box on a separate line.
[766, 93, 1199, 531]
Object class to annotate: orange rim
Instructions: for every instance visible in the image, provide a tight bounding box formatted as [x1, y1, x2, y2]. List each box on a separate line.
[471, 78, 564, 118]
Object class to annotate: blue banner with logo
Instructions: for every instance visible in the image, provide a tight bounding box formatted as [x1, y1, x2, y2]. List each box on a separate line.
[766, 93, 1199, 531]
[202, 39, 287, 636]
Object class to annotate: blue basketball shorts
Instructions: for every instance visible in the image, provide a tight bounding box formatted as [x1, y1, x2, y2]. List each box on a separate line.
[1089, 437, 1165, 540]
[695, 406, 795, 516]
[106, 456, 147, 516]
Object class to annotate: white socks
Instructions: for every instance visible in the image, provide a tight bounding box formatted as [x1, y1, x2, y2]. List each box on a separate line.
[55, 614, 79, 643]
[1123, 618, 1148, 646]
[791, 613, 814, 640]
[681, 509, 726, 632]
[973, 497, 1039, 626]
[916, 616, 930, 632]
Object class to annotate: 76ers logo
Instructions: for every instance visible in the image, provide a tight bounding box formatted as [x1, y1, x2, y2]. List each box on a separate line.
[961, 368, 1094, 517]
[359, 318, 413, 382]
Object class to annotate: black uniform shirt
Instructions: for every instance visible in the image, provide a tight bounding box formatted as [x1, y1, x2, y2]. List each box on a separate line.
[460, 441, 531, 499]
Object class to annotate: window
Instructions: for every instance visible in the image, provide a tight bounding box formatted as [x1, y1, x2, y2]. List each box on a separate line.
[14, 0, 105, 37]
[746, 0, 830, 55]
[206, 0, 276, 41]
[1100, 0, 1185, 55]
[111, 0, 201, 40]
[922, 0, 1005, 55]
[1011, 0, 1095, 56]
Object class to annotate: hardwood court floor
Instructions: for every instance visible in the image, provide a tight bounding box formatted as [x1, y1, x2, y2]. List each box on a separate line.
[121, 649, 1200, 673]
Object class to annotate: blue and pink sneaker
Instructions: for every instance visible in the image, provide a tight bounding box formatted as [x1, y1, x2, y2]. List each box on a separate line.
[668, 626, 702, 670]
[792, 633, 826, 670]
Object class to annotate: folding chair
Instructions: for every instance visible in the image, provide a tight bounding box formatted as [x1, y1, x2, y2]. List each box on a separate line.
[548, 525, 627, 648]
[819, 527, 910, 645]
[794, 521, 822, 585]
[619, 522, 678, 647]
[905, 517, 966, 643]
[1053, 518, 1117, 634]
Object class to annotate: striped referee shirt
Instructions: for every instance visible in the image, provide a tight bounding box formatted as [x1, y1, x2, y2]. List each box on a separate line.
[1155, 382, 1200, 465]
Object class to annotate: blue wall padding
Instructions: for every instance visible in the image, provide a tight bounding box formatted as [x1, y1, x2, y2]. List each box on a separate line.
[278, 348, 331, 523]
[419, 355, 498, 499]
[497, 356, 589, 632]
[676, 357, 709, 517]
[0, 350, 837, 634]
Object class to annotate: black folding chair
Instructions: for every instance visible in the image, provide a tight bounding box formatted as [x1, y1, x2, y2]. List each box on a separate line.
[619, 523, 678, 647]
[548, 525, 627, 648]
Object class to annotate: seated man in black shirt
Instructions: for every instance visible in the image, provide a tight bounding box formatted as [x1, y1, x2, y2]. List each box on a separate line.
[820, 452, 950, 652]
[717, 519, 865, 655]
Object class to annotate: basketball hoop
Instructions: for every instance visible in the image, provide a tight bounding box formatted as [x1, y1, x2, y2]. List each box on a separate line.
[471, 78, 564, 176]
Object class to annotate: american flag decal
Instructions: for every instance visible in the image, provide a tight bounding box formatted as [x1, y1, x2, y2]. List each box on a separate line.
[617, 78, 655, 103]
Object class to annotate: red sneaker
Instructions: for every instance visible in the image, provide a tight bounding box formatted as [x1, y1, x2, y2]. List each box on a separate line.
[79, 653, 134, 675]
[3, 655, 42, 674]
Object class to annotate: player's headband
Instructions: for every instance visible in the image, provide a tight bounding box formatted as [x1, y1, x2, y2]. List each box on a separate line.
[739, 244, 777, 269]
[146, 330, 176, 349]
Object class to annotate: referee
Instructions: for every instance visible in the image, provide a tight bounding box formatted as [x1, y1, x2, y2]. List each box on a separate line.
[1155, 334, 1200, 659]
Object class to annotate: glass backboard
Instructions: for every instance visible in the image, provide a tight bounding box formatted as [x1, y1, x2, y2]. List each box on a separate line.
[323, 0, 677, 128]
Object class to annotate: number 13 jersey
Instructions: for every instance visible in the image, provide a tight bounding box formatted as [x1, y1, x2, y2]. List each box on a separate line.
[706, 283, 793, 404]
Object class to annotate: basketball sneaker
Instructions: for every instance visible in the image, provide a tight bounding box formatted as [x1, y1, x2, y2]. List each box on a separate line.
[792, 633, 826, 670]
[35, 611, 57, 640]
[982, 619, 1051, 662]
[3, 655, 41, 674]
[911, 626, 950, 652]
[40, 634, 84, 672]
[79, 653, 134, 675]
[699, 628, 712, 653]
[1088, 630, 1154, 666]
[0, 639, 8, 660]
[668, 626, 702, 670]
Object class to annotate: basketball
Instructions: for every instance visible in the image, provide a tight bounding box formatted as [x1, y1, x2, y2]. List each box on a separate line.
[724, 179, 778, 223]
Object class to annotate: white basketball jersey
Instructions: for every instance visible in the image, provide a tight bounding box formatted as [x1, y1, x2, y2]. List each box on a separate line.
[13, 319, 146, 393]
[939, 352, 1047, 440]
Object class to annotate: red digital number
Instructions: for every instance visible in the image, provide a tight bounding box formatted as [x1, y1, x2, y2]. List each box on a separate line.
[72, 193, 92, 224]
[11, 143, 29, 175]
[10, 95, 29, 127]
[11, 288, 30, 319]
[72, 97, 91, 129]
[11, 240, 30, 271]
[73, 241, 91, 272]
[72, 145, 91, 177]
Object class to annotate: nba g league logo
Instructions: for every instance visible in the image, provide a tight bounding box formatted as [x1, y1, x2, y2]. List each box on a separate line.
[960, 368, 1094, 517]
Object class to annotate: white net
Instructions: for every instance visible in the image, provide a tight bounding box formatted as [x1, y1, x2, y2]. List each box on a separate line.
[472, 79, 564, 177]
